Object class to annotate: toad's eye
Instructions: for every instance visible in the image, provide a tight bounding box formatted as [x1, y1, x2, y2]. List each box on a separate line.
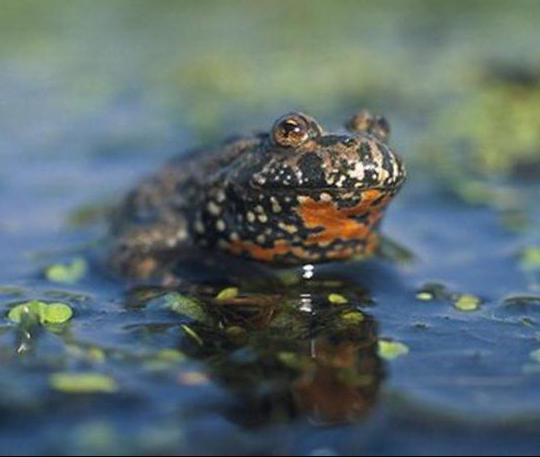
[271, 112, 322, 148]
[345, 110, 390, 141]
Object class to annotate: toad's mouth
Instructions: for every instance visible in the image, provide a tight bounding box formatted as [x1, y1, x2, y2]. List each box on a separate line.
[241, 182, 400, 196]
[241, 174, 406, 195]
[231, 182, 395, 216]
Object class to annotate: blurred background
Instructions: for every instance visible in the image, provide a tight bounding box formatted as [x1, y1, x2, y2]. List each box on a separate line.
[2, 1, 540, 455]
[4, 0, 540, 237]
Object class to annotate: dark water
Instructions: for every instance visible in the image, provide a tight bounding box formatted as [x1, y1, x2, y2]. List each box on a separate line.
[3, 1, 540, 455]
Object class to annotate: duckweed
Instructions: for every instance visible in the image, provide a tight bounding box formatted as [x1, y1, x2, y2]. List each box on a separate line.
[417, 283, 450, 301]
[165, 293, 208, 323]
[156, 349, 186, 363]
[454, 294, 481, 312]
[341, 310, 365, 324]
[50, 373, 118, 394]
[84, 347, 106, 363]
[144, 349, 187, 371]
[328, 293, 348, 305]
[428, 83, 540, 178]
[44, 258, 87, 284]
[8, 300, 73, 325]
[215, 287, 239, 301]
[277, 352, 308, 370]
[225, 326, 247, 343]
[180, 324, 204, 346]
[416, 291, 434, 301]
[520, 247, 540, 270]
[378, 340, 410, 360]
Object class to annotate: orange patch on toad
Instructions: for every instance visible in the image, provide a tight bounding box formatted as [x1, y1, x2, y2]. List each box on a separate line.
[297, 190, 388, 246]
[228, 239, 291, 261]
[228, 239, 319, 262]
[225, 190, 389, 262]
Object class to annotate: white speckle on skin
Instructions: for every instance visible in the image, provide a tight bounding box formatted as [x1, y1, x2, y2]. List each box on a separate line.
[216, 190, 226, 203]
[278, 222, 298, 234]
[247, 211, 256, 223]
[348, 162, 365, 180]
[253, 174, 266, 185]
[258, 213, 268, 223]
[207, 201, 221, 216]
[320, 192, 332, 202]
[194, 221, 205, 234]
[270, 196, 282, 213]
[216, 220, 226, 232]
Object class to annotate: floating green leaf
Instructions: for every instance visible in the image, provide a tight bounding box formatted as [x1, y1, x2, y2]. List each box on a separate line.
[181, 324, 204, 346]
[456, 181, 494, 206]
[328, 293, 348, 305]
[66, 345, 106, 363]
[520, 247, 540, 270]
[144, 349, 187, 371]
[50, 373, 118, 394]
[417, 283, 450, 300]
[278, 352, 309, 370]
[225, 325, 247, 343]
[45, 303, 74, 323]
[215, 287, 239, 301]
[454, 294, 481, 312]
[416, 291, 434, 301]
[8, 300, 73, 324]
[45, 258, 87, 284]
[8, 300, 44, 323]
[155, 349, 186, 363]
[378, 340, 410, 360]
[165, 293, 208, 322]
[341, 310, 364, 324]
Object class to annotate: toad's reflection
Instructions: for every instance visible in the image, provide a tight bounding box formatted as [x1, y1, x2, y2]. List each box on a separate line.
[173, 278, 383, 427]
[292, 336, 381, 425]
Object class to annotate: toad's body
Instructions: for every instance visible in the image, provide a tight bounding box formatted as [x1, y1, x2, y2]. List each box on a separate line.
[109, 111, 406, 278]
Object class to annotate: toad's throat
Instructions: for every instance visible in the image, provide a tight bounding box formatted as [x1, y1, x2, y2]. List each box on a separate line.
[297, 190, 387, 245]
[225, 189, 390, 263]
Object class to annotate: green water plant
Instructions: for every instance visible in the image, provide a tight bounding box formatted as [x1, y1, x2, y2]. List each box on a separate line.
[7, 300, 73, 325]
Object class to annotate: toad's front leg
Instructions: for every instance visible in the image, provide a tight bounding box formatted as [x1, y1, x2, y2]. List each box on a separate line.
[108, 221, 189, 282]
